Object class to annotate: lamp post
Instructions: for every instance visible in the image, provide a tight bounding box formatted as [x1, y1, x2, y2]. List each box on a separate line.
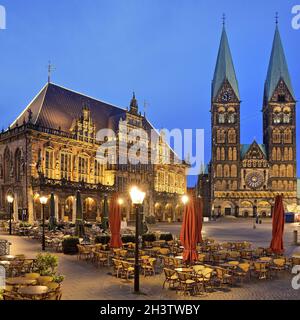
[129, 186, 145, 293]
[181, 194, 189, 206]
[7, 195, 14, 235]
[40, 196, 48, 251]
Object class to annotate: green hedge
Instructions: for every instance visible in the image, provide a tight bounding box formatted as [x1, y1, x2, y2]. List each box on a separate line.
[95, 235, 111, 244]
[122, 235, 135, 243]
[142, 233, 156, 242]
[159, 233, 173, 241]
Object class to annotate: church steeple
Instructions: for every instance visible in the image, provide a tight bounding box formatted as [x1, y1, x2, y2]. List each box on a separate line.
[212, 25, 240, 101]
[264, 25, 295, 102]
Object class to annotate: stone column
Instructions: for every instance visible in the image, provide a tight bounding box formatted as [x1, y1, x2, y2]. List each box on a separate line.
[27, 188, 34, 224]
[54, 195, 59, 221]
[72, 195, 77, 223]
[13, 193, 18, 221]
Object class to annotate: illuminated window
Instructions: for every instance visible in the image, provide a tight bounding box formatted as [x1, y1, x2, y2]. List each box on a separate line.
[45, 149, 54, 179]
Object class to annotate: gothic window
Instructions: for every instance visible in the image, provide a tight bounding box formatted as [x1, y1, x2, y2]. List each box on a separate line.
[217, 130, 225, 143]
[218, 112, 225, 124]
[272, 129, 281, 143]
[289, 147, 293, 161]
[279, 164, 286, 177]
[221, 180, 227, 190]
[272, 181, 277, 190]
[233, 148, 237, 161]
[232, 181, 237, 190]
[221, 147, 225, 160]
[289, 181, 294, 190]
[283, 113, 290, 124]
[278, 180, 283, 190]
[216, 165, 223, 177]
[3, 147, 10, 183]
[216, 147, 221, 161]
[287, 165, 294, 177]
[273, 112, 281, 124]
[45, 149, 54, 179]
[272, 148, 277, 161]
[228, 129, 236, 144]
[94, 159, 103, 184]
[78, 156, 89, 182]
[228, 112, 235, 124]
[224, 165, 230, 177]
[283, 180, 288, 190]
[228, 148, 232, 161]
[231, 165, 237, 177]
[60, 152, 72, 180]
[276, 148, 281, 161]
[272, 164, 279, 177]
[216, 180, 222, 190]
[284, 147, 289, 161]
[283, 129, 292, 144]
[15, 149, 22, 182]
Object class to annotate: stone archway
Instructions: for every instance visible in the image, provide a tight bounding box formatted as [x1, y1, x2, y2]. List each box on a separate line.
[164, 204, 173, 221]
[64, 196, 74, 222]
[154, 203, 163, 222]
[83, 197, 97, 221]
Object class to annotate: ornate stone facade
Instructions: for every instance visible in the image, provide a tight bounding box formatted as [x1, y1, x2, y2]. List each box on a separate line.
[198, 26, 297, 217]
[0, 84, 187, 223]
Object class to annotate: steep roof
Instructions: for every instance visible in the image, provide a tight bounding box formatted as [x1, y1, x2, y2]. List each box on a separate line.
[264, 26, 295, 102]
[11, 83, 127, 132]
[212, 26, 240, 101]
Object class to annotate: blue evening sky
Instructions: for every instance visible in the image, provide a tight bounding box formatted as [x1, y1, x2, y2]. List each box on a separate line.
[0, 0, 299, 186]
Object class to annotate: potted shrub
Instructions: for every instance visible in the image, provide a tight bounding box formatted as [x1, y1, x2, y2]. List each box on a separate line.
[95, 235, 111, 245]
[159, 233, 173, 242]
[122, 235, 135, 243]
[62, 236, 80, 254]
[142, 233, 156, 243]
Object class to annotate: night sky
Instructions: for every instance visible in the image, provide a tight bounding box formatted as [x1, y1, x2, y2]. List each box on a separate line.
[0, 0, 299, 186]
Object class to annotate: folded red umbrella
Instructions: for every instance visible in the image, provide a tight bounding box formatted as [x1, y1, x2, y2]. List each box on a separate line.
[109, 194, 123, 248]
[270, 195, 285, 254]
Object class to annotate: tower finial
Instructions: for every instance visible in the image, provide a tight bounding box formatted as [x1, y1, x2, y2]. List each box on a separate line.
[275, 12, 279, 25]
[222, 13, 226, 27]
[47, 61, 56, 83]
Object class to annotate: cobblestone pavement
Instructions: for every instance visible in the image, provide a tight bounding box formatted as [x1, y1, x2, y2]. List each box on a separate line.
[1, 218, 300, 300]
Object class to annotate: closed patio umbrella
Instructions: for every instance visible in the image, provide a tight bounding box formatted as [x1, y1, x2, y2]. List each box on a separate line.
[270, 195, 285, 254]
[75, 190, 85, 237]
[49, 193, 56, 231]
[180, 192, 198, 264]
[109, 194, 122, 248]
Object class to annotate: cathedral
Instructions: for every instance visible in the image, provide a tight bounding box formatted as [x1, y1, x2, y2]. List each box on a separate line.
[198, 24, 297, 217]
[0, 84, 187, 223]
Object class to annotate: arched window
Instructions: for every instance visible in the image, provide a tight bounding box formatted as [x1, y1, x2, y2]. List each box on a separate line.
[228, 129, 236, 144]
[228, 148, 232, 161]
[233, 148, 237, 161]
[216, 180, 222, 190]
[228, 112, 235, 124]
[289, 181, 294, 190]
[45, 149, 54, 179]
[273, 112, 281, 124]
[218, 112, 225, 124]
[272, 148, 277, 161]
[284, 147, 289, 161]
[60, 152, 72, 180]
[279, 164, 286, 177]
[287, 165, 293, 177]
[283, 112, 291, 124]
[78, 156, 89, 182]
[224, 165, 230, 177]
[3, 147, 10, 183]
[94, 159, 104, 184]
[272, 181, 278, 190]
[276, 148, 281, 161]
[289, 147, 293, 161]
[216, 165, 223, 177]
[231, 165, 237, 177]
[272, 164, 279, 177]
[283, 129, 292, 144]
[15, 149, 22, 182]
[272, 129, 281, 143]
[216, 147, 221, 161]
[217, 130, 225, 143]
[221, 147, 225, 160]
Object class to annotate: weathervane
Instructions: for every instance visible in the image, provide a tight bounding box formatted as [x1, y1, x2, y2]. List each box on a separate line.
[275, 12, 279, 25]
[222, 13, 226, 26]
[47, 61, 56, 83]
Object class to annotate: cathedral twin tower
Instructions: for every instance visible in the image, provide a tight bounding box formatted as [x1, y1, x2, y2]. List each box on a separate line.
[206, 23, 297, 217]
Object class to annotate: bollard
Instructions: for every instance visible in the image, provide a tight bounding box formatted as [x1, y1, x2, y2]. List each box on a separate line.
[293, 230, 298, 245]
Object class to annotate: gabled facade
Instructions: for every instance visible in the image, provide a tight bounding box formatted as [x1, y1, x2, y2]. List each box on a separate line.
[198, 24, 297, 217]
[0, 83, 188, 223]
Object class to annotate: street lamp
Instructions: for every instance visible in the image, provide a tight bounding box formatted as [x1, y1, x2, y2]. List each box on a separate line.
[129, 186, 145, 293]
[7, 195, 14, 235]
[40, 196, 48, 251]
[118, 198, 124, 206]
[181, 194, 189, 205]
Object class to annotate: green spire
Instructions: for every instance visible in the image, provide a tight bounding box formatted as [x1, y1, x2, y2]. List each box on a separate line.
[264, 25, 295, 102]
[212, 26, 240, 101]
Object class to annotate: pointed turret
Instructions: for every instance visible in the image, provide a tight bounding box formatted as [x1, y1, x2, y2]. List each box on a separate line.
[264, 25, 295, 102]
[212, 26, 240, 101]
[129, 92, 138, 114]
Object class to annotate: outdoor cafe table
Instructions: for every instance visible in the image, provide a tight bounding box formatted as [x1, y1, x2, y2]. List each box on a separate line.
[6, 277, 37, 286]
[175, 267, 193, 273]
[292, 254, 300, 259]
[18, 286, 49, 298]
[0, 261, 10, 266]
[175, 256, 183, 260]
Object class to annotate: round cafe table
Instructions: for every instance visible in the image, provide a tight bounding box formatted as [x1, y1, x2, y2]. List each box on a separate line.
[292, 254, 300, 259]
[6, 277, 37, 286]
[0, 260, 10, 266]
[175, 267, 193, 273]
[18, 286, 49, 298]
[175, 256, 183, 260]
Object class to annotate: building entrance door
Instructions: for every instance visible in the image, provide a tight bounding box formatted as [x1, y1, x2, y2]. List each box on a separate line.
[225, 208, 232, 216]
